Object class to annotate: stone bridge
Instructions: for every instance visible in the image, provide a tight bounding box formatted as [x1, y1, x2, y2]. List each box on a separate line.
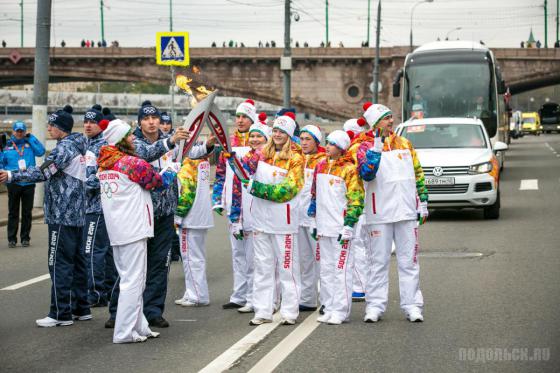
[1, 47, 559, 120]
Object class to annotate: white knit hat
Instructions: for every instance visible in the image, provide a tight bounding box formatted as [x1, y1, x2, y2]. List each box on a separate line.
[249, 122, 272, 140]
[342, 118, 368, 139]
[300, 125, 323, 144]
[362, 102, 392, 127]
[272, 112, 297, 138]
[236, 99, 257, 123]
[326, 130, 351, 151]
[103, 119, 131, 146]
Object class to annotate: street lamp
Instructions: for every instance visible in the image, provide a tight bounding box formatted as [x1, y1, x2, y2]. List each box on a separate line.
[409, 0, 434, 52]
[445, 26, 462, 40]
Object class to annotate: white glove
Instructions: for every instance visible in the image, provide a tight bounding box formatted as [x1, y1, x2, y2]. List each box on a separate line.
[371, 136, 383, 153]
[419, 201, 429, 218]
[338, 226, 354, 242]
[174, 215, 183, 227]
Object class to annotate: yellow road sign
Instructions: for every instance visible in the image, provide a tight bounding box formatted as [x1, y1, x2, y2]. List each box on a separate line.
[156, 31, 190, 66]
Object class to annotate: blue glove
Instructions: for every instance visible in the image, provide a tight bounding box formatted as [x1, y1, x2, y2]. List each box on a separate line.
[161, 170, 177, 189]
[307, 200, 316, 218]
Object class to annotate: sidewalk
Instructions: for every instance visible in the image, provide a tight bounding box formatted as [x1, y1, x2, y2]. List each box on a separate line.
[0, 190, 44, 227]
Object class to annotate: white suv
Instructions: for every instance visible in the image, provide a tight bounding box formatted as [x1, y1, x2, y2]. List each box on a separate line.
[396, 118, 508, 219]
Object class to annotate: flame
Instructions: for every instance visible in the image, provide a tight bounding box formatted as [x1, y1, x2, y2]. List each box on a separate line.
[175, 74, 193, 94]
[175, 70, 214, 107]
[196, 86, 213, 96]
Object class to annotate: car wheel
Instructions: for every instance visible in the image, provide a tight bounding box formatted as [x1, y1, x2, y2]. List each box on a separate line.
[483, 191, 500, 220]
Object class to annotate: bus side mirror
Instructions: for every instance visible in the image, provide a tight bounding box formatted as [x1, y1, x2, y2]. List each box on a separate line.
[493, 141, 508, 152]
[392, 69, 403, 97]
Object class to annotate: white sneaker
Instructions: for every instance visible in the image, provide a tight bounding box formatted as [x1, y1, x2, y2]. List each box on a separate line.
[174, 298, 187, 305]
[147, 331, 160, 339]
[178, 300, 209, 307]
[132, 335, 148, 343]
[249, 317, 272, 326]
[280, 318, 296, 325]
[72, 314, 93, 321]
[238, 304, 254, 313]
[363, 311, 382, 323]
[327, 316, 345, 325]
[406, 308, 424, 322]
[316, 314, 331, 323]
[36, 316, 73, 327]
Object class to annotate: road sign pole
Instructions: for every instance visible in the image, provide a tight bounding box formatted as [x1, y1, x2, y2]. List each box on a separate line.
[20, 0, 24, 47]
[373, 0, 381, 103]
[171, 66, 176, 124]
[283, 0, 291, 108]
[100, 0, 105, 43]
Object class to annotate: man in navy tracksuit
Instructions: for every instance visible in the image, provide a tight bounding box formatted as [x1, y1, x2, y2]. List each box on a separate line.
[83, 105, 117, 307]
[0, 121, 45, 247]
[1, 105, 90, 327]
[105, 101, 214, 328]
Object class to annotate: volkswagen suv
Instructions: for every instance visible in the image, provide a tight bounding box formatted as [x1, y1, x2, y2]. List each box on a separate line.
[396, 118, 508, 219]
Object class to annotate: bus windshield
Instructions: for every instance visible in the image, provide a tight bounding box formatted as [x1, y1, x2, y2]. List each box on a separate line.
[404, 59, 496, 126]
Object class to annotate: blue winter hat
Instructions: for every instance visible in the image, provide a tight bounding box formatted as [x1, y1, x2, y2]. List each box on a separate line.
[48, 105, 74, 133]
[12, 121, 26, 131]
[83, 104, 103, 124]
[160, 111, 172, 126]
[137, 100, 161, 123]
[102, 107, 116, 121]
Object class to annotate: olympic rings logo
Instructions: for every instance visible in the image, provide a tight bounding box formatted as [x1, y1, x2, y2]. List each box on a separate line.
[85, 112, 97, 119]
[102, 181, 119, 199]
[143, 107, 157, 115]
[48, 114, 58, 122]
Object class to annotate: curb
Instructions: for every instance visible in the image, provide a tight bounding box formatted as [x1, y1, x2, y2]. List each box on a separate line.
[0, 209, 44, 227]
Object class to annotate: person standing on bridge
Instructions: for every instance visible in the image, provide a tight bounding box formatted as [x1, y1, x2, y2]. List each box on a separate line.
[240, 112, 304, 326]
[1, 121, 45, 248]
[0, 105, 91, 327]
[297, 125, 326, 313]
[356, 103, 429, 323]
[212, 99, 257, 310]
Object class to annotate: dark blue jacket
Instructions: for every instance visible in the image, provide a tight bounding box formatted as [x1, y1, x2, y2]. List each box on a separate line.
[1, 134, 46, 186]
[10, 132, 87, 227]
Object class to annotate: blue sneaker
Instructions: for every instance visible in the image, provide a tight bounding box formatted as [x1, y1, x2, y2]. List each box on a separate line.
[352, 292, 366, 302]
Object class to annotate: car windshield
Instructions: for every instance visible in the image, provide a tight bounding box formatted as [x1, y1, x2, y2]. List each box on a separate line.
[401, 123, 487, 149]
[522, 117, 536, 124]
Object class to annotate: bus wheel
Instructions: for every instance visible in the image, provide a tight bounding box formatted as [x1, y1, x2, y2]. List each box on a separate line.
[483, 191, 500, 220]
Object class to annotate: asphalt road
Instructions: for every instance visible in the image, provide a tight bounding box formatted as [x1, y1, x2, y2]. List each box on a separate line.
[1, 134, 559, 373]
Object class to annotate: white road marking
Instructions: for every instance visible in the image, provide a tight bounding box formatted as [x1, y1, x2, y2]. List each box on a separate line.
[247, 311, 320, 373]
[174, 319, 197, 322]
[1, 274, 50, 290]
[199, 313, 282, 373]
[520, 179, 539, 190]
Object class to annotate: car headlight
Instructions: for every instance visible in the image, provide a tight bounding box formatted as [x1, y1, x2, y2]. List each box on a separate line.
[469, 161, 493, 174]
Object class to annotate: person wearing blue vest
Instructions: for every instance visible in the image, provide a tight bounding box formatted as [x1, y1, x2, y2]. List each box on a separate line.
[1, 121, 45, 247]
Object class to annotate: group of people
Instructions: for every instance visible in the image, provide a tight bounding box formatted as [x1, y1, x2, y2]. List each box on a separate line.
[0, 97, 429, 343]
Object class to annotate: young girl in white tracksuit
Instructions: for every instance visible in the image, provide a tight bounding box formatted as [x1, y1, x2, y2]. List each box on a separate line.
[241, 112, 304, 326]
[97, 119, 169, 343]
[227, 116, 272, 313]
[297, 125, 326, 311]
[308, 130, 364, 325]
[174, 155, 214, 307]
[356, 103, 429, 323]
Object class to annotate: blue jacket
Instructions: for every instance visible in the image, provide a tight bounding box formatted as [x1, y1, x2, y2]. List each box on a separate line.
[1, 134, 46, 186]
[10, 132, 87, 227]
[84, 132, 107, 215]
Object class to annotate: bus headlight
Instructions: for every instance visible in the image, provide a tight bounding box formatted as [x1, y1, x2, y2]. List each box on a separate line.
[469, 161, 493, 174]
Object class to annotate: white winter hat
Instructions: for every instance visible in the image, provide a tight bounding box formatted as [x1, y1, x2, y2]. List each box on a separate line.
[103, 119, 131, 146]
[236, 99, 257, 123]
[300, 124, 323, 144]
[326, 130, 351, 151]
[362, 102, 392, 127]
[249, 122, 272, 140]
[272, 112, 297, 138]
[343, 118, 368, 139]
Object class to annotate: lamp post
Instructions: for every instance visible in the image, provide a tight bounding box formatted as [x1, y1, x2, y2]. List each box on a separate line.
[409, 0, 434, 52]
[445, 26, 462, 40]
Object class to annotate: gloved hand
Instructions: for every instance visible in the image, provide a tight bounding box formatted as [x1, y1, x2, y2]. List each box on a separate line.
[337, 226, 354, 244]
[307, 200, 316, 218]
[213, 205, 224, 216]
[371, 135, 383, 153]
[311, 228, 318, 241]
[240, 177, 250, 187]
[161, 169, 177, 189]
[230, 221, 243, 240]
[418, 201, 429, 225]
[174, 215, 183, 228]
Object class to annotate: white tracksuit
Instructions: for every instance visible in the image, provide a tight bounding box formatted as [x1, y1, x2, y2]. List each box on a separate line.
[176, 160, 214, 305]
[251, 161, 301, 321]
[298, 163, 321, 308]
[98, 169, 155, 343]
[352, 215, 368, 294]
[315, 173, 355, 322]
[363, 146, 424, 315]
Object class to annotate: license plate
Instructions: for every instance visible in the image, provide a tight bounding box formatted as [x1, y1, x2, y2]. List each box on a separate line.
[425, 176, 455, 185]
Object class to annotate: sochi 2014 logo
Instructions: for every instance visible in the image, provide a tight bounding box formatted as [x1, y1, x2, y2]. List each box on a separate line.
[101, 181, 118, 199]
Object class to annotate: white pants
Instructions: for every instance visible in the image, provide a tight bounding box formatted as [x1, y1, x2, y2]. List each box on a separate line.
[179, 228, 209, 304]
[228, 222, 254, 305]
[352, 234, 368, 294]
[320, 237, 354, 321]
[298, 226, 321, 307]
[364, 220, 423, 315]
[112, 238, 153, 343]
[252, 231, 300, 320]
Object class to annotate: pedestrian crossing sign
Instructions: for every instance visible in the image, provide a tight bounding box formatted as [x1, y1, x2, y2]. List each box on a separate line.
[156, 31, 190, 66]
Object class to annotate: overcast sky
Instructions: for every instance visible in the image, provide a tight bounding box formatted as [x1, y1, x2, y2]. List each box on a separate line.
[0, 0, 556, 48]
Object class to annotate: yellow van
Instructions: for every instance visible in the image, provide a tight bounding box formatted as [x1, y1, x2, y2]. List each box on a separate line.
[521, 112, 542, 135]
